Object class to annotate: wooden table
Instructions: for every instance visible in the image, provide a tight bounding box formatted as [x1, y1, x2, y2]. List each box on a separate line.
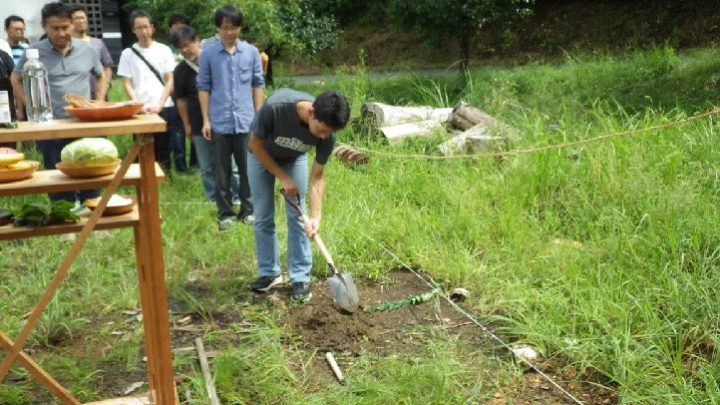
[0, 115, 177, 404]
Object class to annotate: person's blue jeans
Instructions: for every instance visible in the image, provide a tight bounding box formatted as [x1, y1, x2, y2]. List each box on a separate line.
[192, 134, 216, 200]
[247, 152, 312, 283]
[38, 139, 100, 203]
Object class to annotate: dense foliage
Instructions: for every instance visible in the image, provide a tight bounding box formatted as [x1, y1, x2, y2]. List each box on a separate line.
[123, 0, 339, 56]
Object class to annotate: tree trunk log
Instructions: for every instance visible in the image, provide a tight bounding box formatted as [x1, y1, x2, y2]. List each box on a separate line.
[380, 120, 445, 145]
[438, 124, 508, 156]
[361, 102, 452, 129]
[449, 101, 508, 133]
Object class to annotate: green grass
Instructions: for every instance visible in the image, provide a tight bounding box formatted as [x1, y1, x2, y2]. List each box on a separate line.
[3, 45, 720, 403]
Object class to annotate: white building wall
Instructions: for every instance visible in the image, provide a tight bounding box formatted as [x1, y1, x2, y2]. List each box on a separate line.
[2, 0, 55, 43]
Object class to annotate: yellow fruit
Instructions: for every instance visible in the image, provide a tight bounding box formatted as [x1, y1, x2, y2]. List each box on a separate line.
[8, 161, 32, 170]
[0, 153, 25, 166]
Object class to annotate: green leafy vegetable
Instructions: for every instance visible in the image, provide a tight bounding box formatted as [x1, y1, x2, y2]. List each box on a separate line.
[13, 200, 79, 227]
[61, 137, 118, 166]
[367, 289, 439, 313]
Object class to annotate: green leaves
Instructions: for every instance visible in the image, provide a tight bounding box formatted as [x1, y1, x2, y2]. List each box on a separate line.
[367, 289, 439, 313]
[13, 200, 79, 227]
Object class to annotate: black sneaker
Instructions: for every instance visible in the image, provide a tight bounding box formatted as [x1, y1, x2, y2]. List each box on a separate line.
[291, 282, 312, 304]
[250, 275, 283, 293]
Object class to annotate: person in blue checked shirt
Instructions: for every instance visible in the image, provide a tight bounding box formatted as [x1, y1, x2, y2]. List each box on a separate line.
[197, 5, 264, 231]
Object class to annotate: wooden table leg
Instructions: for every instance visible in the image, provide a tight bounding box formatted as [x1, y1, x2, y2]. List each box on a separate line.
[135, 135, 177, 404]
[0, 145, 140, 383]
[0, 332, 80, 405]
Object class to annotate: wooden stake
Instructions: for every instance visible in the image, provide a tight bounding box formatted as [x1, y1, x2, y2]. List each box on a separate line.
[195, 337, 220, 405]
[325, 352, 346, 385]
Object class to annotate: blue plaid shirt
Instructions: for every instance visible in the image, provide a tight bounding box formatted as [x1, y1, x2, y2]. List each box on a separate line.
[196, 39, 264, 134]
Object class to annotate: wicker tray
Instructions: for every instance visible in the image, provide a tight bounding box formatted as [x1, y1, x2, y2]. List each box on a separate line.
[56, 159, 121, 178]
[0, 160, 40, 183]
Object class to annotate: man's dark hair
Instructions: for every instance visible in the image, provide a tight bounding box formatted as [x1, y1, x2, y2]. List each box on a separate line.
[41, 2, 71, 25]
[67, 4, 86, 16]
[170, 25, 198, 49]
[313, 91, 350, 130]
[4, 15, 25, 30]
[129, 9, 153, 27]
[214, 5, 243, 28]
[168, 14, 189, 28]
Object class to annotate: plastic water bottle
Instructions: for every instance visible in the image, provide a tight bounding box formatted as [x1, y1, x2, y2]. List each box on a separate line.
[22, 48, 53, 124]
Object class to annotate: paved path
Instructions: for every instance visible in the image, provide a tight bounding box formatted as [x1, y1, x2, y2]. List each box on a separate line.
[289, 68, 462, 84]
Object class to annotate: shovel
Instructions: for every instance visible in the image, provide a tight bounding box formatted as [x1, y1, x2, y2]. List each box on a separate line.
[282, 192, 360, 313]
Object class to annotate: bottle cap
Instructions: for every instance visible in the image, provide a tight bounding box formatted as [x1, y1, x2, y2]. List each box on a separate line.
[25, 48, 39, 59]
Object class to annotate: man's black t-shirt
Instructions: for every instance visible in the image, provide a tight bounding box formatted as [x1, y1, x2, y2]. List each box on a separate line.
[173, 60, 202, 134]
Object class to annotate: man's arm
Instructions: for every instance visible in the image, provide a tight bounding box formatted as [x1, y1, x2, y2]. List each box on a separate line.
[94, 70, 108, 102]
[176, 98, 192, 139]
[249, 133, 294, 192]
[306, 161, 326, 236]
[252, 86, 264, 111]
[10, 72, 25, 120]
[199, 90, 212, 140]
[122, 77, 137, 101]
[148, 71, 173, 114]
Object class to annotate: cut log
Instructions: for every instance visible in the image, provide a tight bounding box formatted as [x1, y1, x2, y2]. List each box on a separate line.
[361, 102, 452, 128]
[449, 101, 509, 133]
[334, 144, 369, 164]
[438, 124, 508, 156]
[380, 120, 445, 145]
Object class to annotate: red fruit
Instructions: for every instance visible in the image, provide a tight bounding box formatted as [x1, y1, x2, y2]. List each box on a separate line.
[0, 147, 18, 154]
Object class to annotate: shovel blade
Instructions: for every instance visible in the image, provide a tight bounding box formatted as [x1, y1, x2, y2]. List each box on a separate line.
[328, 272, 360, 313]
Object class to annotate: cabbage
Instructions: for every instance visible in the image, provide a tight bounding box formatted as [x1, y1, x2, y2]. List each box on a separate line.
[61, 138, 118, 166]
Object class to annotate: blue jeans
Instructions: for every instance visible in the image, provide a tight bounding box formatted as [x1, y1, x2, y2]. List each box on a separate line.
[192, 134, 216, 200]
[247, 152, 312, 283]
[38, 139, 100, 203]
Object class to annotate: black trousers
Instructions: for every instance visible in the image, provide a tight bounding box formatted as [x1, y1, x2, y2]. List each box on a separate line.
[213, 132, 252, 220]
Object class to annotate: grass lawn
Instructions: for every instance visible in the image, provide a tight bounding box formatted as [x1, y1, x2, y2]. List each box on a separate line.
[2, 45, 720, 403]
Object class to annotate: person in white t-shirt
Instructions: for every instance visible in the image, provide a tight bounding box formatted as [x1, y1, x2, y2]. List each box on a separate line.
[117, 9, 176, 171]
[0, 38, 12, 57]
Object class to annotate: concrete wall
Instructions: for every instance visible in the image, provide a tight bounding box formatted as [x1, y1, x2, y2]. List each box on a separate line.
[2, 0, 51, 43]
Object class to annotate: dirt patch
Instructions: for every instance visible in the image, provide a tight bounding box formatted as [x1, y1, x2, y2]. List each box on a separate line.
[280, 269, 618, 404]
[285, 269, 468, 354]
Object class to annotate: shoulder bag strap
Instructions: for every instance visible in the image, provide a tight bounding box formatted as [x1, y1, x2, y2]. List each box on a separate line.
[129, 45, 164, 85]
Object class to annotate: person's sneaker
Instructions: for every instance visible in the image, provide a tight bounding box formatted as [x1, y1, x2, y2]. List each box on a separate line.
[291, 282, 312, 304]
[239, 213, 255, 225]
[218, 217, 236, 231]
[250, 275, 284, 293]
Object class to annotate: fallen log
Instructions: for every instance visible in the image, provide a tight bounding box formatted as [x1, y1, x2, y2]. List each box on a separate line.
[361, 102, 452, 128]
[448, 101, 509, 134]
[334, 144, 370, 164]
[380, 120, 445, 145]
[438, 124, 508, 156]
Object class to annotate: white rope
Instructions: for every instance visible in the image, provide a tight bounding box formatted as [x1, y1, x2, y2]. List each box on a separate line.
[359, 230, 587, 405]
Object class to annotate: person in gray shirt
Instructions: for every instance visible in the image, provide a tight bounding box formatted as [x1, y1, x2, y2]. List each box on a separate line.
[11, 2, 106, 205]
[247, 88, 350, 304]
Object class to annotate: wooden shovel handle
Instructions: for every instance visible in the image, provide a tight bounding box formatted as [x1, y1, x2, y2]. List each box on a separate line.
[281, 191, 337, 271]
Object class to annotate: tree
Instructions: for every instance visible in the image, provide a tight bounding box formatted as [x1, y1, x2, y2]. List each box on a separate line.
[386, 0, 535, 69]
[123, 0, 338, 58]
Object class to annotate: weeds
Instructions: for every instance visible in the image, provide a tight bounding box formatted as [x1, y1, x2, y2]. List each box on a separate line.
[3, 45, 720, 402]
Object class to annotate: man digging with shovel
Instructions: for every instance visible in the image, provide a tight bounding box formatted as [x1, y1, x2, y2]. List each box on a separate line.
[248, 88, 350, 304]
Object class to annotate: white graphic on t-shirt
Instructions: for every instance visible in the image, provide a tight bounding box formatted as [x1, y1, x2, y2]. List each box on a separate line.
[275, 136, 313, 153]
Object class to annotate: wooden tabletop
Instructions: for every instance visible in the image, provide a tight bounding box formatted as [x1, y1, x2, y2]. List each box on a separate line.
[0, 114, 167, 142]
[0, 163, 166, 197]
